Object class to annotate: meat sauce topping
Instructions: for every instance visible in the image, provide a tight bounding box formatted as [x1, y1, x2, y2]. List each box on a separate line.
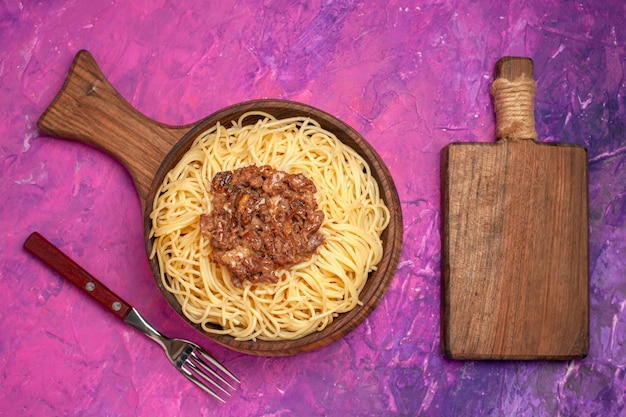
[200, 165, 325, 287]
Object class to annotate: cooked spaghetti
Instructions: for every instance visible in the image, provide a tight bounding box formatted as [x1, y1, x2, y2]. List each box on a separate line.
[149, 112, 390, 341]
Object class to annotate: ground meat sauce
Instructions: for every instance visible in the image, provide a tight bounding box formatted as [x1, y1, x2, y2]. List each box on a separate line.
[199, 165, 325, 287]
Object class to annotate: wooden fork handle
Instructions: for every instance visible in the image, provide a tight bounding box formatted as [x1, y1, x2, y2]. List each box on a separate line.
[24, 232, 132, 320]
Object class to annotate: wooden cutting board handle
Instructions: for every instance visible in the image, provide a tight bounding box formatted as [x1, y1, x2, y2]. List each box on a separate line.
[441, 56, 589, 360]
[37, 50, 195, 205]
[491, 57, 537, 142]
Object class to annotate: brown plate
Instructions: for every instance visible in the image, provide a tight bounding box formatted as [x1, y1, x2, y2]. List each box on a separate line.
[38, 50, 403, 356]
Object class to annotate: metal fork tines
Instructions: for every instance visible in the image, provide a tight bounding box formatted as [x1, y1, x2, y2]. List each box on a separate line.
[173, 341, 239, 400]
[125, 307, 240, 402]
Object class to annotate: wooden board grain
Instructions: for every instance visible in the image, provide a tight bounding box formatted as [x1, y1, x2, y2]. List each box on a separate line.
[37, 50, 194, 205]
[441, 57, 589, 360]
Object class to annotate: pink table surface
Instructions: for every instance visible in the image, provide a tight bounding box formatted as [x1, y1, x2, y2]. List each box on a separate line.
[2, 1, 626, 416]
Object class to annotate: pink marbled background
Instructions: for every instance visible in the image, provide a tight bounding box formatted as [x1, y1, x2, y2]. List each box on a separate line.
[2, 1, 626, 416]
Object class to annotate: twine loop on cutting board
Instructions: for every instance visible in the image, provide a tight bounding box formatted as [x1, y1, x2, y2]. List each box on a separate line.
[491, 75, 537, 141]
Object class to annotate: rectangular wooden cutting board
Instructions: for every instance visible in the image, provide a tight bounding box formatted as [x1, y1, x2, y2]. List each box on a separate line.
[441, 57, 589, 360]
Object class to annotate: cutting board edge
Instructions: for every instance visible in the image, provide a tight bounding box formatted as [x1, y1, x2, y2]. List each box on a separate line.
[440, 143, 453, 358]
[443, 350, 589, 361]
[440, 139, 589, 152]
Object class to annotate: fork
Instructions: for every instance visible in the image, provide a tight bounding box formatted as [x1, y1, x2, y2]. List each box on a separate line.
[24, 231, 240, 402]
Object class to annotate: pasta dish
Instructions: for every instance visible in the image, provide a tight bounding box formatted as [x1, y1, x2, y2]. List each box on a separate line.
[149, 112, 389, 341]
